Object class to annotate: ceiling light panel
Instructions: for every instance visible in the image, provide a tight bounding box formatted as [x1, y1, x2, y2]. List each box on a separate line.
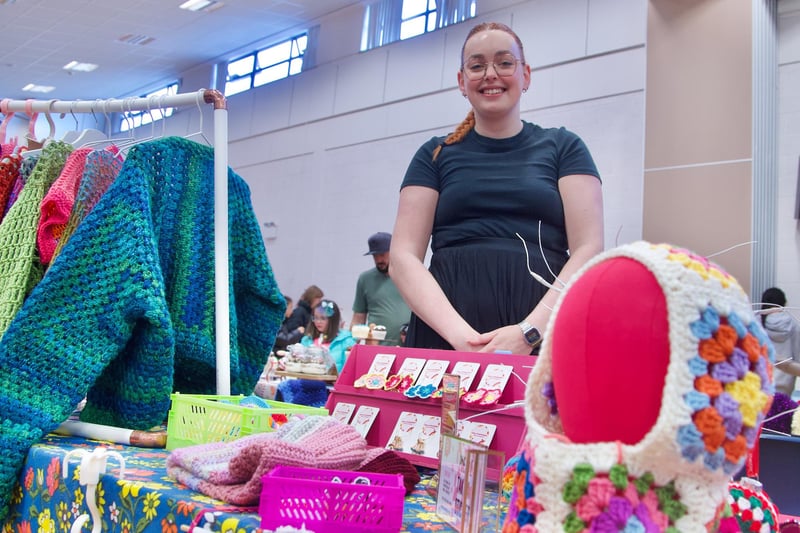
[63, 61, 99, 73]
[22, 84, 55, 93]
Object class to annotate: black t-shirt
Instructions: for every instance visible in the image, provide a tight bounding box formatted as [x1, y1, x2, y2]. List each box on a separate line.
[401, 121, 600, 254]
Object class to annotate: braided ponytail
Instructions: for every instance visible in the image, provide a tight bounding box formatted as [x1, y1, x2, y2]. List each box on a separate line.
[432, 110, 476, 162]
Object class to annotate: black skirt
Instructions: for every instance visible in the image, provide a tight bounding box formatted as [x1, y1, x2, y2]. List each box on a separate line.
[406, 238, 567, 350]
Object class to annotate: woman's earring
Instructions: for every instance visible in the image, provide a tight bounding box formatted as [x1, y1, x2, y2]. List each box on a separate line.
[522, 87, 528, 93]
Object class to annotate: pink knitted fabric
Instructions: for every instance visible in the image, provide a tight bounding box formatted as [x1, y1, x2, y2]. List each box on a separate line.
[167, 416, 367, 505]
[37, 147, 91, 265]
[49, 146, 122, 264]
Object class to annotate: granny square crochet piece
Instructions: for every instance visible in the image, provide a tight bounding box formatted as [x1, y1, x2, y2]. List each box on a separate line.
[509, 242, 775, 532]
[0, 137, 286, 522]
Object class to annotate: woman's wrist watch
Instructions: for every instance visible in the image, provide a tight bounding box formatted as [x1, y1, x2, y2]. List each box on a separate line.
[518, 321, 542, 349]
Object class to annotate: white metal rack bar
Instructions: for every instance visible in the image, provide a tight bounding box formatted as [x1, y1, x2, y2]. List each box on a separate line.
[0, 88, 232, 395]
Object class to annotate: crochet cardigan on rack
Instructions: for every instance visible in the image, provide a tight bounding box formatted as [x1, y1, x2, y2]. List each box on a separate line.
[0, 137, 286, 522]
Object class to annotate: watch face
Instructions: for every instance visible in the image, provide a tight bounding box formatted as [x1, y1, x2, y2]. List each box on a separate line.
[525, 327, 541, 346]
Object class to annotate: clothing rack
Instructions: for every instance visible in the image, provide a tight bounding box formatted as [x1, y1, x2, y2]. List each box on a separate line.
[0, 89, 234, 395]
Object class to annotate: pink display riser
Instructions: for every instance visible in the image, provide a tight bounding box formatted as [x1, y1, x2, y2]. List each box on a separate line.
[326, 345, 535, 474]
[259, 465, 405, 533]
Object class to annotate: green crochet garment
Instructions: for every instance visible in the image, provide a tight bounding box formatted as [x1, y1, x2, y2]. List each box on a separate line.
[0, 141, 73, 335]
[0, 137, 286, 521]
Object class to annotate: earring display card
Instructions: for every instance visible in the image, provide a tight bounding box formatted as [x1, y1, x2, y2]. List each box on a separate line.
[366, 353, 396, 377]
[463, 421, 497, 447]
[395, 357, 427, 382]
[455, 420, 497, 447]
[411, 414, 441, 458]
[350, 405, 380, 438]
[475, 363, 513, 392]
[450, 361, 481, 392]
[385, 411, 421, 452]
[330, 402, 356, 424]
[416, 359, 450, 388]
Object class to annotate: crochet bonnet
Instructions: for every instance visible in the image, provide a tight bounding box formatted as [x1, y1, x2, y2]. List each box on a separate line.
[519, 242, 775, 531]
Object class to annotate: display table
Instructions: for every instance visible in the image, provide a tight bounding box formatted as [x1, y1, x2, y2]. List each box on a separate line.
[2, 434, 502, 533]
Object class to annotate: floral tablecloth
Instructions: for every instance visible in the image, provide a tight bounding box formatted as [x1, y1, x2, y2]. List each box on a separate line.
[1, 434, 500, 533]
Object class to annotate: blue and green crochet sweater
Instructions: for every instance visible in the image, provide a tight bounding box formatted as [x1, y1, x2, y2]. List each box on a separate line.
[0, 137, 285, 521]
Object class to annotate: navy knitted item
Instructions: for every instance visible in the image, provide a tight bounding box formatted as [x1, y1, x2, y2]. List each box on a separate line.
[0, 137, 285, 521]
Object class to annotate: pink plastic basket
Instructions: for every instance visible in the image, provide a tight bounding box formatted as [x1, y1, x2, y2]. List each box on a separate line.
[259, 466, 405, 533]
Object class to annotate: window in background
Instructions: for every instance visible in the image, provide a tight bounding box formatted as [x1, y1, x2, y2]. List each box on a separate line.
[224, 33, 308, 97]
[362, 0, 476, 51]
[119, 82, 179, 132]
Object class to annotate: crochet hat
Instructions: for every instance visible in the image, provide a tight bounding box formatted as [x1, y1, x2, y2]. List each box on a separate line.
[518, 242, 775, 531]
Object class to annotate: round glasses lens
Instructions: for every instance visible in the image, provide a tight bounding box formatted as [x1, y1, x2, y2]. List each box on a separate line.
[463, 54, 518, 80]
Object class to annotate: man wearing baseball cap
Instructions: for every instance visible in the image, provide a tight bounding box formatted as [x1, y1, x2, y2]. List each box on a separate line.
[351, 232, 410, 346]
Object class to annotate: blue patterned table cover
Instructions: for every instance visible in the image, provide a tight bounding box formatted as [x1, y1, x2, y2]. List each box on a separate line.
[2, 434, 495, 533]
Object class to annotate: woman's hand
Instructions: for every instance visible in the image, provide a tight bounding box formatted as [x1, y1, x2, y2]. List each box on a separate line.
[471, 325, 533, 355]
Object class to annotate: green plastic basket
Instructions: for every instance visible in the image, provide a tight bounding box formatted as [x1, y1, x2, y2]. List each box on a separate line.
[166, 393, 328, 450]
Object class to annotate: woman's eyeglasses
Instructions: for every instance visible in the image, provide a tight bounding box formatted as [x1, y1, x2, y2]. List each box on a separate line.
[462, 53, 522, 81]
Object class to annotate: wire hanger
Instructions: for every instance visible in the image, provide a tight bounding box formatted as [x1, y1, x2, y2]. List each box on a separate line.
[78, 99, 116, 149]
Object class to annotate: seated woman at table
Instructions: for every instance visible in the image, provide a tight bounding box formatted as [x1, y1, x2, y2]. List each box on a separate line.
[300, 299, 356, 374]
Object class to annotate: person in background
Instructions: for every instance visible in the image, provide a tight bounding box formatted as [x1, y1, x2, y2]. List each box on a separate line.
[399, 323, 409, 347]
[302, 299, 356, 374]
[351, 232, 411, 346]
[275, 285, 323, 351]
[760, 287, 800, 396]
[283, 295, 294, 320]
[390, 21, 604, 355]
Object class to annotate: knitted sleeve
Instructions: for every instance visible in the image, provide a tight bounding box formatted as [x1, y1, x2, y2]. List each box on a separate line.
[166, 146, 285, 394]
[226, 172, 286, 394]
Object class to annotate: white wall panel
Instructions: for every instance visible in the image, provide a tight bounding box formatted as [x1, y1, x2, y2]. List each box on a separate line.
[334, 49, 389, 115]
[385, 31, 448, 101]
[547, 47, 645, 107]
[587, 0, 647, 54]
[247, 77, 294, 136]
[288, 63, 337, 125]
[513, 0, 589, 67]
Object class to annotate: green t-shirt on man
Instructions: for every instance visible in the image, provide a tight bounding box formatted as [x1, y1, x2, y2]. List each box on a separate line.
[352, 269, 410, 346]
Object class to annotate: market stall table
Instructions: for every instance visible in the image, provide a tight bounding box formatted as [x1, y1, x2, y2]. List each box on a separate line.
[2, 434, 501, 533]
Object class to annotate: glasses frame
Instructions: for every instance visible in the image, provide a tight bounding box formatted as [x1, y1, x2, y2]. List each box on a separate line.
[461, 53, 523, 81]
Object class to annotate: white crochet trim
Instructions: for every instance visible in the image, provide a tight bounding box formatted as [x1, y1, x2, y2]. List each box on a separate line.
[524, 241, 775, 530]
